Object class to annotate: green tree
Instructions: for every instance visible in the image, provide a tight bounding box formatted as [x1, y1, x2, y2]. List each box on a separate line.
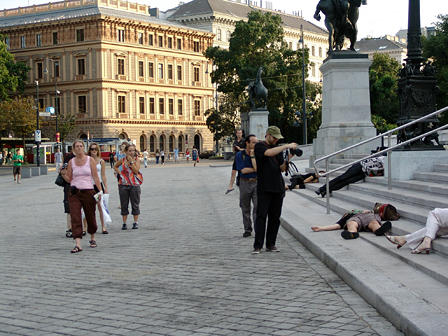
[205, 11, 318, 143]
[423, 14, 448, 123]
[0, 96, 36, 139]
[57, 114, 77, 154]
[369, 53, 400, 126]
[0, 34, 31, 100]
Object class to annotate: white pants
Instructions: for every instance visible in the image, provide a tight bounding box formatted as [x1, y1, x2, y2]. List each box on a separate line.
[55, 162, 62, 172]
[405, 208, 448, 250]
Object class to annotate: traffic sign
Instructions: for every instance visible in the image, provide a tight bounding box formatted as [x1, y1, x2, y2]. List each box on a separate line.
[46, 107, 55, 114]
[35, 130, 41, 142]
[39, 112, 51, 117]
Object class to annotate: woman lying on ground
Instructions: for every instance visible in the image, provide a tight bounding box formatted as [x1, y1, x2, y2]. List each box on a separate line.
[286, 172, 324, 190]
[311, 210, 392, 240]
[315, 156, 385, 198]
[386, 208, 448, 254]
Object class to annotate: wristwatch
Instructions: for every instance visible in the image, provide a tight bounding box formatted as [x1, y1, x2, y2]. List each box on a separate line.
[250, 156, 255, 158]
[130, 161, 134, 165]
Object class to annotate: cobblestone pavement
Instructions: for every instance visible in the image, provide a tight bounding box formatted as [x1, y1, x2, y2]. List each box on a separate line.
[0, 162, 402, 336]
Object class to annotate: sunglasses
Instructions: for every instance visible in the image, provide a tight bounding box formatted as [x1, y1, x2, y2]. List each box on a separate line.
[90, 148, 97, 151]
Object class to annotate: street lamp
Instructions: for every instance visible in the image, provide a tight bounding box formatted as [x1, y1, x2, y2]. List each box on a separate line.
[45, 60, 61, 148]
[35, 80, 40, 166]
[300, 24, 307, 145]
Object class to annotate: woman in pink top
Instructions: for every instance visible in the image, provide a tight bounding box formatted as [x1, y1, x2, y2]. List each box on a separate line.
[66, 140, 102, 253]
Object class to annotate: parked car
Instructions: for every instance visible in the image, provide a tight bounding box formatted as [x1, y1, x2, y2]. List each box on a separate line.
[199, 150, 216, 159]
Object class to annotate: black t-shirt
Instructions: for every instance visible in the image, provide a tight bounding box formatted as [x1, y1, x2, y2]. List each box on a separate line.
[233, 138, 245, 153]
[254, 141, 285, 193]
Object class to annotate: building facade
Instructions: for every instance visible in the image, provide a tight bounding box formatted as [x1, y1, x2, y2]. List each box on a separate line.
[0, 0, 216, 155]
[355, 36, 407, 64]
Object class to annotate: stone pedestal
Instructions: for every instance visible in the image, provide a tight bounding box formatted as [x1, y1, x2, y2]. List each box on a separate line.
[313, 52, 379, 161]
[249, 108, 269, 141]
[385, 150, 448, 180]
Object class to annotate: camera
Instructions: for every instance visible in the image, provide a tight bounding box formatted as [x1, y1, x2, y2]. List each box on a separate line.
[286, 148, 303, 157]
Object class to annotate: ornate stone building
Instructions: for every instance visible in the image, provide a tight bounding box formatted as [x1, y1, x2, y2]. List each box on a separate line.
[0, 0, 215, 154]
[164, 0, 329, 83]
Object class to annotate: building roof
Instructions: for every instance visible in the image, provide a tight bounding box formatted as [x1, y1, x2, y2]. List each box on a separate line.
[0, 3, 206, 33]
[355, 38, 407, 53]
[168, 0, 328, 35]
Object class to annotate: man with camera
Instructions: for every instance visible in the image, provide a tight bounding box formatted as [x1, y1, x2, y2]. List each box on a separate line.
[253, 126, 299, 254]
[236, 134, 258, 238]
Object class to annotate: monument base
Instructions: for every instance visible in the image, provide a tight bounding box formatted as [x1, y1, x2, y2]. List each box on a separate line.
[385, 150, 448, 180]
[249, 108, 269, 141]
[313, 51, 379, 162]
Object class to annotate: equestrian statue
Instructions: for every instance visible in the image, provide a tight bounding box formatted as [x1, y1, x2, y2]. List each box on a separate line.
[247, 67, 268, 109]
[314, 0, 365, 54]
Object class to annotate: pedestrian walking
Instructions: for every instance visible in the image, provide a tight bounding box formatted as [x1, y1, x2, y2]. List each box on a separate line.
[155, 149, 160, 164]
[88, 142, 109, 234]
[252, 126, 298, 254]
[65, 140, 102, 253]
[161, 150, 165, 164]
[235, 134, 258, 237]
[12, 149, 24, 184]
[192, 146, 198, 167]
[185, 148, 190, 163]
[54, 147, 63, 172]
[0, 151, 3, 166]
[109, 151, 115, 168]
[60, 150, 75, 237]
[143, 149, 149, 168]
[114, 143, 142, 230]
[174, 147, 179, 163]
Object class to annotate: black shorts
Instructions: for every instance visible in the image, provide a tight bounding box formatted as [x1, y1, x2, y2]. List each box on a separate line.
[232, 160, 237, 170]
[13, 166, 21, 175]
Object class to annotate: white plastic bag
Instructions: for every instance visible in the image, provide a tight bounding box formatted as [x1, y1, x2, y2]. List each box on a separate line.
[100, 193, 112, 227]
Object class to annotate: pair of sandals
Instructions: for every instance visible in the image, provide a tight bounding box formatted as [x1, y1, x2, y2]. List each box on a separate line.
[70, 240, 97, 253]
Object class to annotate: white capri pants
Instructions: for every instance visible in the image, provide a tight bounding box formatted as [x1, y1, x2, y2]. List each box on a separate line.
[405, 208, 448, 250]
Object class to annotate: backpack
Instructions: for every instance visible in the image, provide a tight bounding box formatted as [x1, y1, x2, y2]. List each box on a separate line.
[373, 203, 400, 221]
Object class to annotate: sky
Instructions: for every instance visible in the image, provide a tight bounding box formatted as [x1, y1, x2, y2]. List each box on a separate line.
[1, 0, 446, 40]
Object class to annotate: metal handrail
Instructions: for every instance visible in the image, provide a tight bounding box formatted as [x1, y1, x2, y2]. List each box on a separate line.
[313, 105, 448, 214]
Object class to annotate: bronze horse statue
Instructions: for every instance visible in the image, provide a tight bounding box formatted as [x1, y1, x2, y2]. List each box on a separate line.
[248, 67, 268, 109]
[314, 0, 363, 54]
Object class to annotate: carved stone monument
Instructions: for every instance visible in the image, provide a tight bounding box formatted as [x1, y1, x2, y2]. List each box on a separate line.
[247, 67, 269, 141]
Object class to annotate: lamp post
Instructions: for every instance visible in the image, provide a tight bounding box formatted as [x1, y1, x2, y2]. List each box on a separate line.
[52, 59, 60, 148]
[300, 24, 307, 145]
[35, 81, 40, 166]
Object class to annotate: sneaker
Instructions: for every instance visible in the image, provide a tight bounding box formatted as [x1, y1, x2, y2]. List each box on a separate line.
[243, 232, 252, 237]
[17, 181, 20, 184]
[252, 248, 262, 254]
[132, 223, 139, 229]
[375, 221, 392, 236]
[341, 231, 359, 240]
[122, 223, 127, 230]
[266, 246, 280, 252]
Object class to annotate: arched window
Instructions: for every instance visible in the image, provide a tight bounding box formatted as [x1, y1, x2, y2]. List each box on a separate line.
[149, 135, 155, 152]
[194, 134, 201, 152]
[178, 135, 183, 152]
[78, 133, 87, 139]
[119, 132, 127, 140]
[159, 135, 165, 152]
[217, 29, 222, 41]
[169, 135, 175, 152]
[139, 135, 146, 153]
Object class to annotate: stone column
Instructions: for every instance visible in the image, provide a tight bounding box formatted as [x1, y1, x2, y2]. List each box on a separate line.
[313, 52, 378, 160]
[249, 108, 269, 142]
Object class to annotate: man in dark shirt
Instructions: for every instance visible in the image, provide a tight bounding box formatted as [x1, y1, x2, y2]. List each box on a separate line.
[253, 126, 298, 254]
[109, 151, 115, 168]
[226, 129, 245, 194]
[235, 134, 258, 237]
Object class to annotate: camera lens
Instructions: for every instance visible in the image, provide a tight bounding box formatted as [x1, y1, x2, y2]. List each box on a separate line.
[294, 149, 303, 157]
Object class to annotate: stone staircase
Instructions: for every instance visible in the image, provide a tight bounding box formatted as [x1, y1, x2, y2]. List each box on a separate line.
[281, 155, 448, 336]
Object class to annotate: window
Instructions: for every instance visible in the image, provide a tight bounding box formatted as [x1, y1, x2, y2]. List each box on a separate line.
[159, 135, 165, 151]
[78, 96, 87, 113]
[149, 98, 155, 114]
[178, 99, 183, 115]
[117, 29, 125, 42]
[217, 29, 221, 41]
[54, 61, 60, 77]
[168, 37, 172, 48]
[148, 62, 154, 78]
[20, 36, 26, 48]
[319, 47, 322, 58]
[139, 97, 145, 114]
[177, 65, 182, 80]
[289, 41, 293, 49]
[168, 99, 174, 115]
[311, 46, 315, 56]
[177, 38, 182, 50]
[38, 99, 44, 111]
[158, 35, 163, 47]
[168, 65, 173, 80]
[194, 67, 200, 82]
[76, 29, 84, 42]
[194, 101, 200, 116]
[118, 96, 125, 113]
[150, 135, 155, 152]
[158, 63, 163, 79]
[138, 32, 143, 45]
[77, 59, 85, 75]
[53, 32, 58, 45]
[193, 41, 200, 52]
[148, 34, 153, 46]
[36, 34, 42, 47]
[227, 30, 231, 42]
[118, 59, 125, 75]
[5, 37, 10, 48]
[55, 97, 61, 114]
[178, 135, 183, 152]
[159, 98, 164, 114]
[139, 61, 144, 77]
[37, 62, 43, 79]
[169, 135, 174, 152]
[312, 64, 316, 77]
